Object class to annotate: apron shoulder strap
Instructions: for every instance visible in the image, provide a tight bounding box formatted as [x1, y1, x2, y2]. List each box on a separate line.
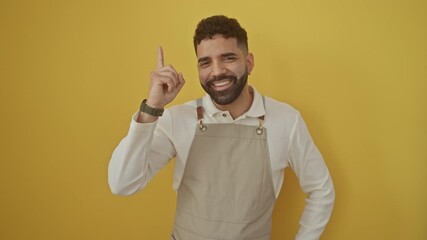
[196, 98, 203, 121]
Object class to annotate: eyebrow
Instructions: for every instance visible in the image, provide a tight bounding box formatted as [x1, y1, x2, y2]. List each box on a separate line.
[221, 52, 238, 58]
[197, 52, 238, 64]
[198, 57, 210, 64]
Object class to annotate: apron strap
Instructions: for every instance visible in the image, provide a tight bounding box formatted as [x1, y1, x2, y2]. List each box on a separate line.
[196, 98, 207, 131]
[196, 98, 204, 121]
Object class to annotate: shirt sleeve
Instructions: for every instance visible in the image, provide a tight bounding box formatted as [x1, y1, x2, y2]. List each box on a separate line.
[108, 110, 176, 196]
[288, 112, 335, 240]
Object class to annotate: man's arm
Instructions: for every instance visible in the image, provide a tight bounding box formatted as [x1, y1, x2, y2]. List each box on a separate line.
[108, 47, 185, 195]
[108, 111, 175, 196]
[288, 113, 335, 240]
[138, 46, 185, 123]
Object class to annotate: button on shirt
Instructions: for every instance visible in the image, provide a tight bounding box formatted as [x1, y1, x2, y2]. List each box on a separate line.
[108, 87, 335, 239]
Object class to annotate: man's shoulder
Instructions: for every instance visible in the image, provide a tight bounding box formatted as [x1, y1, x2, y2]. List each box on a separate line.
[264, 96, 299, 116]
[165, 99, 198, 116]
[171, 98, 198, 108]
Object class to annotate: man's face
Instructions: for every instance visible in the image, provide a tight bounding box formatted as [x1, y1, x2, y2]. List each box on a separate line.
[196, 35, 254, 105]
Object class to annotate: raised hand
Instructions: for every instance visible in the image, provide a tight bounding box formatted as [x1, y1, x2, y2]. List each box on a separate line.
[146, 47, 185, 109]
[137, 47, 185, 123]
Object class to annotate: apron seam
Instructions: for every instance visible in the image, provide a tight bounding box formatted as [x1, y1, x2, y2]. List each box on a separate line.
[176, 208, 271, 224]
[194, 134, 266, 140]
[262, 140, 277, 200]
[174, 224, 271, 240]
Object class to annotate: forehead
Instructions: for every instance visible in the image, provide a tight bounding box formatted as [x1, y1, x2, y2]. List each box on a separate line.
[196, 35, 242, 58]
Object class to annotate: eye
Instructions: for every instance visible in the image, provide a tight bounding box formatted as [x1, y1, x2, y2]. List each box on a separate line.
[223, 56, 237, 62]
[199, 61, 210, 68]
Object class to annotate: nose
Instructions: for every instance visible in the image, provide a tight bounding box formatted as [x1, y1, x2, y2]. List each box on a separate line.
[211, 60, 226, 77]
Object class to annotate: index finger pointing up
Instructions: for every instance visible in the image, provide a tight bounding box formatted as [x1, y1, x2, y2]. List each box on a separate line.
[157, 46, 164, 69]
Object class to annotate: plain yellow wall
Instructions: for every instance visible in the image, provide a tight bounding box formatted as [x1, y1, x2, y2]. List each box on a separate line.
[1, 0, 426, 239]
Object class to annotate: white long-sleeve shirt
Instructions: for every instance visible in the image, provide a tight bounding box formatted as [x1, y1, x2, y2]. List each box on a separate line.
[109, 87, 335, 239]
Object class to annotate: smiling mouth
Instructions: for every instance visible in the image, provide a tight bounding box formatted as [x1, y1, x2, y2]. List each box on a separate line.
[213, 80, 231, 87]
[211, 80, 232, 91]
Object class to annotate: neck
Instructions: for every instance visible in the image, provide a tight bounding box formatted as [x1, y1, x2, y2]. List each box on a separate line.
[214, 85, 253, 119]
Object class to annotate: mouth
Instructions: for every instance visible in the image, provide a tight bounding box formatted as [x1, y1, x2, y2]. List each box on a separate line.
[207, 75, 236, 91]
[211, 80, 232, 91]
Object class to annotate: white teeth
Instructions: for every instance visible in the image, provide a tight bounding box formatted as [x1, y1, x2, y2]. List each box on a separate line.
[213, 80, 230, 87]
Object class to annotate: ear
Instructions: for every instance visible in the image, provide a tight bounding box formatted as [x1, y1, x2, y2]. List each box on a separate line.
[246, 53, 254, 75]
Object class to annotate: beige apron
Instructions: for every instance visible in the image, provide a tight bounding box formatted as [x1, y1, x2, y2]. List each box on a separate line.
[172, 98, 275, 240]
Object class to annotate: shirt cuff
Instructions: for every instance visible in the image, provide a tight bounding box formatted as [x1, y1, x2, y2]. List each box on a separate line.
[128, 111, 158, 134]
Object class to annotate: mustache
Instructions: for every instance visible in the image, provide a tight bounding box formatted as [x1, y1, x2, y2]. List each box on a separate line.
[206, 74, 237, 86]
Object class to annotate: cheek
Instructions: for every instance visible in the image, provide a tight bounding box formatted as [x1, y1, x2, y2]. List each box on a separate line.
[230, 65, 246, 77]
[198, 69, 209, 83]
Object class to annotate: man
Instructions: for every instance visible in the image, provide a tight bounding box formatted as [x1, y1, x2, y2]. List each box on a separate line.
[109, 15, 335, 240]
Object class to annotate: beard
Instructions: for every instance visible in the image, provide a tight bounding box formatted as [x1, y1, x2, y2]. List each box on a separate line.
[201, 70, 248, 105]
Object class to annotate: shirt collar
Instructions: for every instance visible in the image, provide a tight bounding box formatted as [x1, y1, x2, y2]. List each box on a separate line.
[202, 86, 266, 119]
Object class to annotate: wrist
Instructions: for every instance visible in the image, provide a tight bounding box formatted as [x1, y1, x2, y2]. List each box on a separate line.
[145, 98, 165, 109]
[140, 99, 164, 117]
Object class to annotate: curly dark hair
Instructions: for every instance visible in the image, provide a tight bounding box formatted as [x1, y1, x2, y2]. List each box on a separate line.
[193, 15, 248, 53]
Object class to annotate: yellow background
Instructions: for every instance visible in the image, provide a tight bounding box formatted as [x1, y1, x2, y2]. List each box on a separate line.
[1, 0, 426, 239]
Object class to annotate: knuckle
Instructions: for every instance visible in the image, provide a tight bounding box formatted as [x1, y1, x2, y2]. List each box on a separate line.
[150, 71, 157, 77]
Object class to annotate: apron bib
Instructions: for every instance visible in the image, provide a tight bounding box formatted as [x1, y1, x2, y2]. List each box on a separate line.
[172, 98, 275, 240]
